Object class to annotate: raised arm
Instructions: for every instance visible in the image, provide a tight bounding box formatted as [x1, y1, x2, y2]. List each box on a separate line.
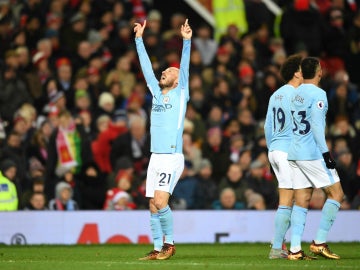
[134, 20, 158, 94]
[178, 19, 192, 98]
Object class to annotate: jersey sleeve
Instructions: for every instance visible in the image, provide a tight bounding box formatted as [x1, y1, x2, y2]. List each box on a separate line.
[178, 39, 191, 100]
[264, 97, 273, 147]
[135, 37, 159, 95]
[310, 92, 329, 154]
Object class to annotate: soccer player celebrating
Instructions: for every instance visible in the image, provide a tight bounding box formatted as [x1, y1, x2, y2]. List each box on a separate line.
[287, 57, 344, 260]
[264, 54, 303, 259]
[134, 19, 192, 260]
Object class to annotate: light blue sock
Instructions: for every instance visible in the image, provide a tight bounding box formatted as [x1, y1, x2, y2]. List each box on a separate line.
[150, 213, 163, 251]
[315, 199, 340, 244]
[290, 205, 308, 253]
[272, 205, 292, 249]
[158, 205, 174, 245]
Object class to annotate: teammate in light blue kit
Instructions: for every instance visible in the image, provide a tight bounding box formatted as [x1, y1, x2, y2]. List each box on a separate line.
[264, 54, 303, 259]
[134, 19, 192, 260]
[287, 57, 344, 260]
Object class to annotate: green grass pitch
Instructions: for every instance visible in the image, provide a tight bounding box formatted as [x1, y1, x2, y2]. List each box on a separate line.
[0, 243, 359, 270]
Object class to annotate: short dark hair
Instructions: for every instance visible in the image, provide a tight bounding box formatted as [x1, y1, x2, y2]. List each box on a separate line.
[301, 57, 320, 79]
[280, 54, 302, 82]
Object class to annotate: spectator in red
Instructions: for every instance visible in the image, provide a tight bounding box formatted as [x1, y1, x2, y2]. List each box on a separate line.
[103, 169, 136, 210]
[91, 114, 127, 173]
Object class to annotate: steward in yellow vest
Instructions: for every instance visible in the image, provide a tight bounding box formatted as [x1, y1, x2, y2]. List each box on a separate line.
[0, 171, 18, 211]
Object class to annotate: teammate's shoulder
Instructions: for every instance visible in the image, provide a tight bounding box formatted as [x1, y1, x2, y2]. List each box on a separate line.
[298, 83, 323, 94]
[271, 84, 292, 96]
[277, 84, 294, 91]
[311, 85, 326, 97]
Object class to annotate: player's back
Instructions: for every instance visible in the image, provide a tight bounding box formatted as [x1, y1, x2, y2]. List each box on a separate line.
[287, 83, 327, 160]
[264, 84, 294, 152]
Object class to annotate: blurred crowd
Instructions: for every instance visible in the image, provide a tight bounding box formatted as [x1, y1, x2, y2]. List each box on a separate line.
[0, 0, 360, 211]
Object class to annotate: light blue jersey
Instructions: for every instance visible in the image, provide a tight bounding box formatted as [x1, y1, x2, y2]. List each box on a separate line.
[287, 83, 329, 160]
[264, 84, 295, 152]
[135, 37, 190, 154]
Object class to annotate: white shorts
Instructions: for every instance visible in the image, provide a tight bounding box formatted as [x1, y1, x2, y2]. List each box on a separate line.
[145, 153, 184, 197]
[268, 150, 292, 189]
[289, 159, 340, 189]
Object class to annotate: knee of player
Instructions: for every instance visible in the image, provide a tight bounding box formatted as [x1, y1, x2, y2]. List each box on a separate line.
[328, 189, 344, 203]
[295, 188, 313, 205]
[153, 198, 168, 210]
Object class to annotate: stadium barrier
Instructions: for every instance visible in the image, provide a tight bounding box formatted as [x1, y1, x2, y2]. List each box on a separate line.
[0, 210, 358, 245]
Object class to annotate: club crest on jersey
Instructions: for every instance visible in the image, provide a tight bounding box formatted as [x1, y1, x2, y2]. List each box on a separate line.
[163, 96, 170, 103]
[317, 100, 324, 109]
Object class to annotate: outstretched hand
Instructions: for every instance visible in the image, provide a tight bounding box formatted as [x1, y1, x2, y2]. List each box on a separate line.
[181, 19, 192, 40]
[134, 20, 146, 38]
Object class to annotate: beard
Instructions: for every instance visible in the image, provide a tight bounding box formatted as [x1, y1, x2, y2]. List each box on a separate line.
[158, 79, 174, 89]
[158, 81, 168, 89]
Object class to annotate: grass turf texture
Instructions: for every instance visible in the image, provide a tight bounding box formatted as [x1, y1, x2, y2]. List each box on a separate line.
[0, 243, 359, 270]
